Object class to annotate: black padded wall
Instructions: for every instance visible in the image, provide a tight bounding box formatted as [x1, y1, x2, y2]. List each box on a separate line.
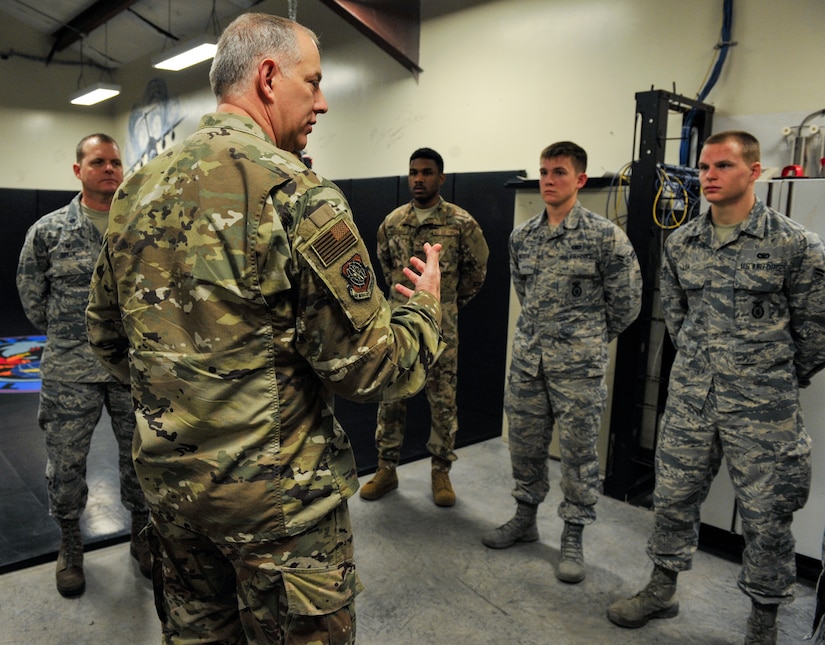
[1, 189, 77, 336]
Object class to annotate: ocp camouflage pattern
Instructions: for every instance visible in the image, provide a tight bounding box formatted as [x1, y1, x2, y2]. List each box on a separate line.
[375, 198, 489, 464]
[86, 112, 443, 544]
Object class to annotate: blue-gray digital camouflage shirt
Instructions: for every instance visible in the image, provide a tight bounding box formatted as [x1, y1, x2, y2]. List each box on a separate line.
[17, 194, 113, 383]
[509, 202, 642, 378]
[661, 198, 825, 411]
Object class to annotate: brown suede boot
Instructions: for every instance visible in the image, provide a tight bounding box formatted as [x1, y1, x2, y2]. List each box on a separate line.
[431, 456, 455, 507]
[56, 519, 84, 597]
[360, 465, 398, 500]
[130, 510, 152, 579]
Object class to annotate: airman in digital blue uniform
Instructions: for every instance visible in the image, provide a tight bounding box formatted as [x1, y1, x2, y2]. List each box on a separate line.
[608, 131, 825, 645]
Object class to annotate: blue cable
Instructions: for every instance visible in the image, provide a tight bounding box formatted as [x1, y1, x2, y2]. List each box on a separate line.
[680, 0, 733, 165]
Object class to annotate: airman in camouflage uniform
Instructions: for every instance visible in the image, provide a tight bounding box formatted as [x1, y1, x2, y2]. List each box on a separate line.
[482, 142, 642, 586]
[608, 131, 825, 644]
[85, 14, 443, 645]
[16, 133, 149, 598]
[361, 148, 489, 507]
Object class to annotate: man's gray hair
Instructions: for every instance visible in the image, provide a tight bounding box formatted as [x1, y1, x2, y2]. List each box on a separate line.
[209, 13, 319, 100]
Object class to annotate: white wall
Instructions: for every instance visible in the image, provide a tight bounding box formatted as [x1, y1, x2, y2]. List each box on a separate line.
[1, 0, 824, 189]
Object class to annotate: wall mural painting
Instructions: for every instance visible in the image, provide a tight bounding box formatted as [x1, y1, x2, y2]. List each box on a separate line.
[0, 336, 45, 393]
[126, 78, 184, 175]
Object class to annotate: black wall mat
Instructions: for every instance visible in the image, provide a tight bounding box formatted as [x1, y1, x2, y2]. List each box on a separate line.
[1, 189, 77, 336]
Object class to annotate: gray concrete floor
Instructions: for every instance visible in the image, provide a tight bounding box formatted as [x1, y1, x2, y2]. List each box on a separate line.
[0, 437, 817, 644]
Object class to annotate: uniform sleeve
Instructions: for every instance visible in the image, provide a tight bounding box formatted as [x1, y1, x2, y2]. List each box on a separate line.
[16, 225, 49, 332]
[603, 226, 643, 341]
[294, 195, 444, 403]
[456, 216, 489, 309]
[85, 241, 132, 384]
[660, 236, 688, 345]
[376, 219, 393, 290]
[788, 229, 825, 387]
[508, 228, 526, 305]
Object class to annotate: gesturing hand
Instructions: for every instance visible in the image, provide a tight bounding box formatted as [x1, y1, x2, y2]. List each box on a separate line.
[395, 242, 442, 301]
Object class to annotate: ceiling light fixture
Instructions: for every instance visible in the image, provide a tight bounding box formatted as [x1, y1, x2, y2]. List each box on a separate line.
[152, 35, 218, 71]
[70, 29, 120, 107]
[70, 82, 121, 106]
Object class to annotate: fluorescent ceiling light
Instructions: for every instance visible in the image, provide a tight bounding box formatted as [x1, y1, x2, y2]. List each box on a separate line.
[153, 35, 218, 71]
[70, 82, 121, 106]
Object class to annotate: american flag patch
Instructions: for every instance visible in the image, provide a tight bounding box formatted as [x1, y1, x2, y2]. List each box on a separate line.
[311, 220, 358, 267]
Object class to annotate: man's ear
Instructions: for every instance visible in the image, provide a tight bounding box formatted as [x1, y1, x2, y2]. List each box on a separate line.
[750, 161, 762, 182]
[258, 58, 278, 99]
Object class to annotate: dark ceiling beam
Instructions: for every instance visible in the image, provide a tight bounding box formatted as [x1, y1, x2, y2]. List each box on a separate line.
[319, 0, 422, 78]
[47, 0, 141, 63]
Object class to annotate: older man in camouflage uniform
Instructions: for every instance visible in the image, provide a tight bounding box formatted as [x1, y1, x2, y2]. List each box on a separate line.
[16, 133, 150, 598]
[482, 142, 642, 585]
[360, 147, 489, 507]
[86, 14, 443, 645]
[608, 131, 825, 645]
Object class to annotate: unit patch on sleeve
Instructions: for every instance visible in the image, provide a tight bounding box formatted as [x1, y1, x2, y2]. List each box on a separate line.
[341, 253, 373, 300]
[311, 219, 358, 267]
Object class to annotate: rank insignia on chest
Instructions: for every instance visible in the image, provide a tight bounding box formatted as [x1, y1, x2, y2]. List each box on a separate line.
[341, 253, 373, 300]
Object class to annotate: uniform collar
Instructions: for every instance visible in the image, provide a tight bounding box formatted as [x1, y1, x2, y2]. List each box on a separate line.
[199, 112, 277, 148]
[692, 197, 769, 242]
[534, 200, 585, 234]
[405, 196, 447, 224]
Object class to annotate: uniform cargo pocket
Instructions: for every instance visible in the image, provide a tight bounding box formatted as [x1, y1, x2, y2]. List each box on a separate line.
[281, 563, 363, 617]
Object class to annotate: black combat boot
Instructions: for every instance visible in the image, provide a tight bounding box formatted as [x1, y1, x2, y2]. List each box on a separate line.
[56, 519, 84, 597]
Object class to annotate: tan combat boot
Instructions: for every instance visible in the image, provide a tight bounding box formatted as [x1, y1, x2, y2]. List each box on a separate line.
[607, 564, 679, 628]
[557, 521, 585, 583]
[130, 510, 152, 579]
[481, 502, 539, 549]
[745, 601, 778, 645]
[56, 519, 84, 597]
[431, 456, 455, 507]
[360, 465, 398, 500]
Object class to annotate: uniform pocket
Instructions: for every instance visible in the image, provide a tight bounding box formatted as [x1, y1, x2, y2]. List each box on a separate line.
[771, 431, 812, 515]
[281, 563, 363, 616]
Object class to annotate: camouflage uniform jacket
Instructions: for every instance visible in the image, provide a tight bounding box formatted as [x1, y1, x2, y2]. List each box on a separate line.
[17, 194, 112, 383]
[86, 113, 443, 542]
[661, 198, 825, 411]
[509, 202, 642, 378]
[377, 198, 489, 320]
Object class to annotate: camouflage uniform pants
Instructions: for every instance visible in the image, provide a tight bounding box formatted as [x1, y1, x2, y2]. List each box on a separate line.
[375, 340, 458, 466]
[649, 386, 811, 604]
[504, 366, 605, 524]
[148, 502, 361, 645]
[38, 379, 146, 521]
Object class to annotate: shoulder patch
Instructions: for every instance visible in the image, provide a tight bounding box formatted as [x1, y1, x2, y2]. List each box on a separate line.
[341, 253, 373, 300]
[311, 219, 358, 267]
